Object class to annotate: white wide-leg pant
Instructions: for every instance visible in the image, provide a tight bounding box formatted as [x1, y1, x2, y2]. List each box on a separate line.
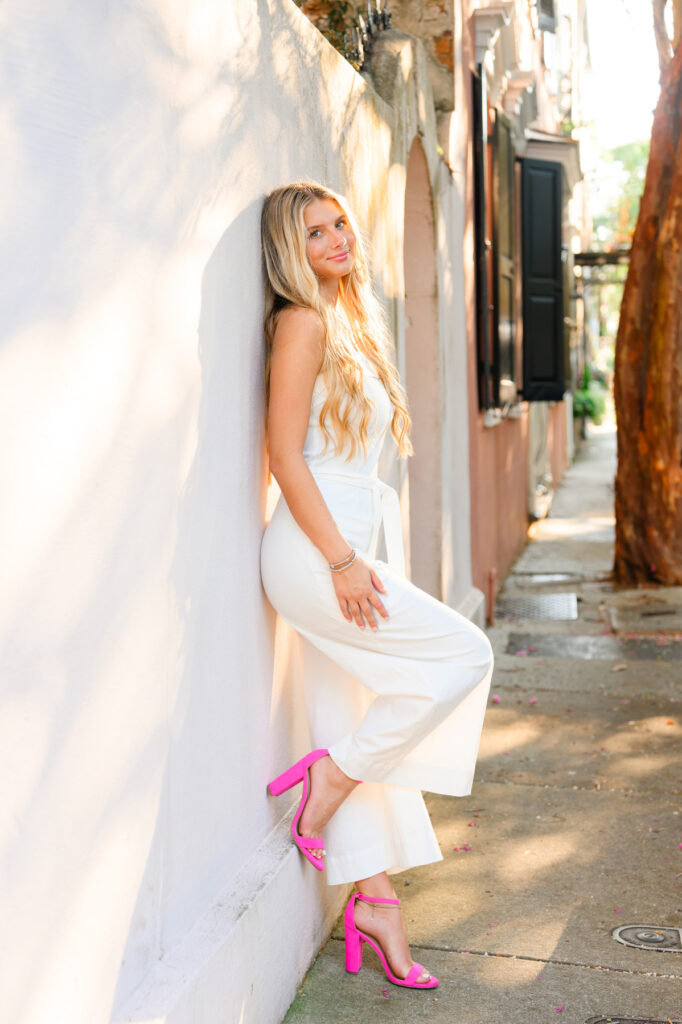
[262, 481, 493, 885]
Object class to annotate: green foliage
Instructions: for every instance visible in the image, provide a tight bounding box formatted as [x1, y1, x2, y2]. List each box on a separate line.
[591, 139, 650, 248]
[324, 0, 351, 49]
[583, 363, 609, 388]
[573, 370, 607, 425]
[295, 0, 353, 52]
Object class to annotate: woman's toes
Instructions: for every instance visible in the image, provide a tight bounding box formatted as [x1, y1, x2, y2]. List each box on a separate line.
[403, 964, 430, 983]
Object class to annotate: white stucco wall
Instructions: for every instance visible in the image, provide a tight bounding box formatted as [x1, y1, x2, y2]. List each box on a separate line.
[0, 4, 477, 1023]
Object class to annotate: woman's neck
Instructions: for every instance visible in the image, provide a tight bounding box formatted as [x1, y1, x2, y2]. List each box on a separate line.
[319, 278, 340, 305]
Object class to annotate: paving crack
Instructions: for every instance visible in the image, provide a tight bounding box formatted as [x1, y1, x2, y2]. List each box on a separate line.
[472, 779, 682, 802]
[328, 937, 682, 979]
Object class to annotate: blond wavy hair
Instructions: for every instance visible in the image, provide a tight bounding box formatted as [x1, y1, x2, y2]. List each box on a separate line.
[261, 180, 412, 459]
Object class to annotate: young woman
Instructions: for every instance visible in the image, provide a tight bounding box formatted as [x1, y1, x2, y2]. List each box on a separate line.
[261, 181, 493, 990]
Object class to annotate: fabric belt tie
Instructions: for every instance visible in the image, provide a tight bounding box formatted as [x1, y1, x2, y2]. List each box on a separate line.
[311, 471, 406, 577]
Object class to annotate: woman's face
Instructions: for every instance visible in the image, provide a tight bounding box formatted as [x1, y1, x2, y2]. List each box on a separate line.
[303, 198, 356, 283]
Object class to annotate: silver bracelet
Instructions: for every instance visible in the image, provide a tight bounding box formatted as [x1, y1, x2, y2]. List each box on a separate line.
[329, 549, 357, 572]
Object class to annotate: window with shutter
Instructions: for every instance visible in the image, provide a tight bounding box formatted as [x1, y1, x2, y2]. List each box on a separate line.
[472, 71, 494, 410]
[492, 111, 516, 405]
[521, 158, 566, 402]
[538, 0, 557, 33]
[473, 83, 518, 411]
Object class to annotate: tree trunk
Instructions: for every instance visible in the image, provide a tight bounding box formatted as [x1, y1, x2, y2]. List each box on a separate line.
[614, 42, 682, 584]
[674, 0, 682, 53]
[654, 0, 672, 74]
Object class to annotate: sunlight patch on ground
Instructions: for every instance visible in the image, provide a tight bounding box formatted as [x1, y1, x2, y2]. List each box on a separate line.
[639, 715, 681, 737]
[475, 946, 555, 987]
[478, 720, 542, 758]
[528, 516, 615, 541]
[612, 754, 679, 777]
[498, 832, 580, 882]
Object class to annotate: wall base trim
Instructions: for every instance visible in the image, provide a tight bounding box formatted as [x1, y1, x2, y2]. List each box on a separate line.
[113, 808, 347, 1024]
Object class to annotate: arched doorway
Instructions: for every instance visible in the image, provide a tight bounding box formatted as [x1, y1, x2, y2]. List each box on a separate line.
[403, 137, 442, 599]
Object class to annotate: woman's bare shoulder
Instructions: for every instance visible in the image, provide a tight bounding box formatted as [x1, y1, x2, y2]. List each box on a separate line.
[275, 304, 324, 337]
[272, 305, 325, 365]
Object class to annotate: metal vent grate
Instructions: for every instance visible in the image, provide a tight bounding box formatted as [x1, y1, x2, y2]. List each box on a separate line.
[497, 593, 578, 620]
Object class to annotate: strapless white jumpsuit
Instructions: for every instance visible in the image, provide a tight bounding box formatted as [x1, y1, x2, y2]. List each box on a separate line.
[261, 349, 493, 884]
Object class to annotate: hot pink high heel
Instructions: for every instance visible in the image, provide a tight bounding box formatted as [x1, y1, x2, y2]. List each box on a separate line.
[267, 749, 329, 870]
[344, 892, 439, 989]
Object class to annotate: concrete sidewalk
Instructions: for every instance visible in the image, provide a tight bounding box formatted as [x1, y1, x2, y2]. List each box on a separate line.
[283, 424, 682, 1024]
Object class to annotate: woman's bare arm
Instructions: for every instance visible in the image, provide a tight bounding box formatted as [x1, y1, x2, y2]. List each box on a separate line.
[267, 306, 388, 630]
[267, 306, 351, 565]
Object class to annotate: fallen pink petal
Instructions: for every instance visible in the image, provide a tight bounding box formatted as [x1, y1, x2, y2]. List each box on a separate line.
[529, 697, 537, 704]
[555, 1007, 564, 1013]
[491, 694, 501, 703]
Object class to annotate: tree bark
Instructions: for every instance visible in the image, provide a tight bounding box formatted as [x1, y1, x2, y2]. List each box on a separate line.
[614, 41, 682, 584]
[674, 0, 682, 53]
[653, 0, 672, 74]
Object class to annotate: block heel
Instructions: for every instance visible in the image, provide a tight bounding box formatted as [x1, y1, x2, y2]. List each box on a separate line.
[343, 892, 439, 989]
[267, 749, 329, 869]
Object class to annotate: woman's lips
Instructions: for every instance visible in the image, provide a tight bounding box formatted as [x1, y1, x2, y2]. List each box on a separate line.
[328, 251, 350, 261]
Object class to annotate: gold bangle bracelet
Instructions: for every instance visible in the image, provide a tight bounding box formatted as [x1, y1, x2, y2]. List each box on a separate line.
[329, 549, 357, 572]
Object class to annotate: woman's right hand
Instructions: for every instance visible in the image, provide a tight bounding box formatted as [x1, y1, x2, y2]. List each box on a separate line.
[331, 556, 389, 631]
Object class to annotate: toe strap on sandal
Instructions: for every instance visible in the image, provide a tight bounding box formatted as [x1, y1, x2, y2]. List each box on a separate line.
[296, 835, 325, 855]
[403, 963, 435, 987]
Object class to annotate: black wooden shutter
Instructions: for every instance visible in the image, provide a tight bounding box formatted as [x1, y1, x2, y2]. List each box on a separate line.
[538, 0, 557, 32]
[472, 71, 494, 409]
[521, 158, 566, 402]
[492, 112, 516, 404]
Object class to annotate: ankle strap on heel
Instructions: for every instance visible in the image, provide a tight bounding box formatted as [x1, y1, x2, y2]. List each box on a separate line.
[355, 893, 400, 908]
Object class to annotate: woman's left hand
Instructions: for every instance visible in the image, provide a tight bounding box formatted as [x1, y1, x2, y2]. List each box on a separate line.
[331, 557, 389, 631]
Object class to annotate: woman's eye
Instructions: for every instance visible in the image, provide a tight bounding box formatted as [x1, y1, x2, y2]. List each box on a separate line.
[308, 230, 320, 238]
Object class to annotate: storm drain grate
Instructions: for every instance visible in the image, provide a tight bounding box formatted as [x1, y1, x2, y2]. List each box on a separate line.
[613, 924, 682, 952]
[497, 593, 579, 620]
